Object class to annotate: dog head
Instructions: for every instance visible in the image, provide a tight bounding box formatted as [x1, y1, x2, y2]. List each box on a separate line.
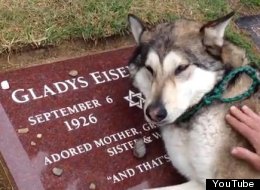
[128, 12, 237, 125]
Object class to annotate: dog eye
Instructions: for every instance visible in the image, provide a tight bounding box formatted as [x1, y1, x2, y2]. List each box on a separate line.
[175, 64, 190, 75]
[145, 66, 154, 75]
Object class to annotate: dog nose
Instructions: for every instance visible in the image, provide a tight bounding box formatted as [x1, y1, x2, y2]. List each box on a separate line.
[146, 102, 167, 122]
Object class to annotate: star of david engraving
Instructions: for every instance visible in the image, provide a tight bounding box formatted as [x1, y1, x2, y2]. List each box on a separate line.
[124, 90, 145, 109]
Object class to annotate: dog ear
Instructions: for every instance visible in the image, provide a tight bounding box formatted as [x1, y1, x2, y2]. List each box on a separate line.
[128, 14, 145, 44]
[201, 12, 235, 57]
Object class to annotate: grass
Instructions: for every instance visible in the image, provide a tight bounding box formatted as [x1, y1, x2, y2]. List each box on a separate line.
[182, 0, 230, 20]
[240, 0, 260, 7]
[0, 0, 132, 52]
[0, 0, 259, 65]
[0, 0, 183, 54]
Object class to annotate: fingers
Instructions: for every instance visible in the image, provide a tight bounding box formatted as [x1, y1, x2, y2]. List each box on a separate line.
[227, 106, 260, 171]
[231, 147, 260, 171]
[229, 106, 256, 129]
[226, 114, 254, 141]
[241, 106, 260, 123]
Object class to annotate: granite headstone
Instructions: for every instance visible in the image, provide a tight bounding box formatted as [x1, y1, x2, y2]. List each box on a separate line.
[0, 47, 185, 190]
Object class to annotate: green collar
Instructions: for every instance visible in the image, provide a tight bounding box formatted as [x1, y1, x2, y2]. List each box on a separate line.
[175, 66, 260, 123]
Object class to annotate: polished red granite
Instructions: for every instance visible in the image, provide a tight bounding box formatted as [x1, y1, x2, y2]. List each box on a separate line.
[0, 47, 185, 190]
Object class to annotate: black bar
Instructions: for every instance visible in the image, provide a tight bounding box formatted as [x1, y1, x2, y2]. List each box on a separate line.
[206, 179, 260, 190]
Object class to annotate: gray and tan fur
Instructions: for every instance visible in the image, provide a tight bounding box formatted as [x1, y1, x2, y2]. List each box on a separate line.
[128, 12, 260, 190]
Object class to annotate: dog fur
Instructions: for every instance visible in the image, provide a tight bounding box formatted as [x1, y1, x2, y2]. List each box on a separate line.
[128, 13, 260, 190]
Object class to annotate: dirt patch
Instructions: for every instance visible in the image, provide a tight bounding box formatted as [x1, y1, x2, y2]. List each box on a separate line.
[229, 0, 260, 16]
[0, 35, 135, 72]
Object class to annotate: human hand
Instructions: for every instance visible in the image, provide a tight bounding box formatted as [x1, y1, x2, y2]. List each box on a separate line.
[226, 105, 260, 171]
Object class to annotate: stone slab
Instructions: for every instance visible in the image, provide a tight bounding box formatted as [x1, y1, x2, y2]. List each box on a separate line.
[0, 47, 185, 190]
[236, 15, 260, 49]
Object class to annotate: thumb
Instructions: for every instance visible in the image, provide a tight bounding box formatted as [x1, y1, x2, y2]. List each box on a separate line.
[231, 147, 260, 171]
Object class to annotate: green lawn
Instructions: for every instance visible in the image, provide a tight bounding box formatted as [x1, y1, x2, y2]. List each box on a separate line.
[0, 0, 259, 64]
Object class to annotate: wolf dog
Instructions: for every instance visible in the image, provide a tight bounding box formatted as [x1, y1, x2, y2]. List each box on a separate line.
[128, 12, 260, 190]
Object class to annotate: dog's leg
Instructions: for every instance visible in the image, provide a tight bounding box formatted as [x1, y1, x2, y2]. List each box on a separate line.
[145, 180, 204, 190]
